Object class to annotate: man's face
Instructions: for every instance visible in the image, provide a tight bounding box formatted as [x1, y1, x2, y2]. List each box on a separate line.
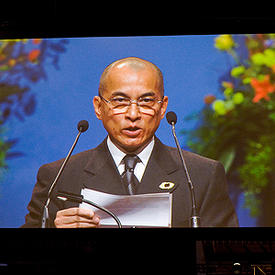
[93, 64, 168, 153]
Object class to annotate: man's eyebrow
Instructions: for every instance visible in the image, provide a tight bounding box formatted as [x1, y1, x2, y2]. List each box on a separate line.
[139, 92, 156, 97]
[111, 91, 156, 98]
[111, 91, 129, 97]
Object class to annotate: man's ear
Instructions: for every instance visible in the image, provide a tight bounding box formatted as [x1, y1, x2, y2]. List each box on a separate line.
[93, 96, 102, 120]
[160, 96, 168, 119]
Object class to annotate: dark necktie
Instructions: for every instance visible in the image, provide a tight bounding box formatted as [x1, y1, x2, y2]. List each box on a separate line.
[122, 154, 140, 195]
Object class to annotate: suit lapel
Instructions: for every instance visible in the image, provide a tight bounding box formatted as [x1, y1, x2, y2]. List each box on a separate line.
[137, 137, 180, 194]
[82, 138, 127, 195]
[77, 137, 182, 195]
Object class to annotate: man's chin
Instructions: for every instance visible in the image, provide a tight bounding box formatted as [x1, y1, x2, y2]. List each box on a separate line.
[117, 138, 145, 154]
[121, 143, 142, 153]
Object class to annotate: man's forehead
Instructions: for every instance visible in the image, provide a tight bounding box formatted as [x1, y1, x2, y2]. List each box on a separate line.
[115, 60, 147, 71]
[106, 64, 159, 86]
[109, 60, 156, 75]
[105, 66, 160, 90]
[99, 57, 164, 97]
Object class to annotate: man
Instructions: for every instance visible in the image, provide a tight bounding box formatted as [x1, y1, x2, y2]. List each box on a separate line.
[22, 57, 239, 228]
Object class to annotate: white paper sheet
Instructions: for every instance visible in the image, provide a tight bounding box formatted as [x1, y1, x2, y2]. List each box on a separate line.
[79, 188, 172, 228]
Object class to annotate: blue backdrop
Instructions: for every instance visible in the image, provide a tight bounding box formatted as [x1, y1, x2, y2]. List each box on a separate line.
[0, 35, 256, 227]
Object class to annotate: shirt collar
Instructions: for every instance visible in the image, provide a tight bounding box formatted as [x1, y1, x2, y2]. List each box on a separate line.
[107, 136, 155, 167]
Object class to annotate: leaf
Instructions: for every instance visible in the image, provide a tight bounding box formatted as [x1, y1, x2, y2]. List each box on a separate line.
[243, 191, 261, 217]
[251, 52, 265, 66]
[268, 112, 275, 122]
[218, 146, 236, 173]
[231, 65, 245, 78]
[5, 138, 20, 147]
[49, 42, 67, 53]
[0, 65, 9, 71]
[0, 84, 29, 102]
[23, 94, 36, 115]
[6, 151, 24, 159]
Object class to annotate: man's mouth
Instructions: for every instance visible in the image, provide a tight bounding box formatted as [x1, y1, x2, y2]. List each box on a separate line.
[122, 127, 142, 137]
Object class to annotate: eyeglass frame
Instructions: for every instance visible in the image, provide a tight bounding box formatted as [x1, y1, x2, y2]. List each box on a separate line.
[99, 93, 164, 111]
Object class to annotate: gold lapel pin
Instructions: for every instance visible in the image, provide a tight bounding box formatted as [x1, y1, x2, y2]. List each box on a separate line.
[159, 181, 175, 190]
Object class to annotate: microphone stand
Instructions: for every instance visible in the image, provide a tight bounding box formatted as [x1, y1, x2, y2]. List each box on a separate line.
[170, 121, 200, 228]
[41, 130, 83, 228]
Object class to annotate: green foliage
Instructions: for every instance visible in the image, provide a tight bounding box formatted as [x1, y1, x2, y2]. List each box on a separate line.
[184, 34, 275, 217]
[0, 38, 68, 183]
[231, 65, 245, 77]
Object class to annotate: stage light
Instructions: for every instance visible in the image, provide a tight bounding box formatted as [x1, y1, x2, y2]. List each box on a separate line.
[233, 262, 242, 274]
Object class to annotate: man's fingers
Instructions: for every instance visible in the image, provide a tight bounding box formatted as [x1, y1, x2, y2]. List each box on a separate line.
[56, 207, 95, 219]
[56, 221, 100, 228]
[55, 220, 100, 228]
[56, 214, 99, 224]
[54, 207, 100, 228]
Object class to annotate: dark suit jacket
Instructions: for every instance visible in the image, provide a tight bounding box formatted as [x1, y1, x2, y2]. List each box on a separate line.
[22, 137, 239, 228]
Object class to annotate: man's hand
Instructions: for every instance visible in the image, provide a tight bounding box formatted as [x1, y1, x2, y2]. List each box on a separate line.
[54, 207, 100, 228]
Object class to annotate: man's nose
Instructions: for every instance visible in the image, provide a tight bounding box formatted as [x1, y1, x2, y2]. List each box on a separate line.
[125, 103, 141, 120]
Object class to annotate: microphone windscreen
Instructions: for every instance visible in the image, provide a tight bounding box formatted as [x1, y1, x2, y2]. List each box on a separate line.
[77, 120, 89, 132]
[166, 111, 177, 125]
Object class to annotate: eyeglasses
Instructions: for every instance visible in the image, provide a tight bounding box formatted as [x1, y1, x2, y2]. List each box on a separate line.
[99, 94, 164, 114]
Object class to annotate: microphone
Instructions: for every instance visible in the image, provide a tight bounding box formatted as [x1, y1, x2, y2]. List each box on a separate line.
[166, 111, 177, 125]
[41, 120, 89, 228]
[77, 120, 89, 132]
[166, 111, 200, 228]
[56, 191, 122, 228]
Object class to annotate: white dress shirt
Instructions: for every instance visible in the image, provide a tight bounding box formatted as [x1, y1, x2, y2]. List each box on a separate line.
[106, 136, 155, 182]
